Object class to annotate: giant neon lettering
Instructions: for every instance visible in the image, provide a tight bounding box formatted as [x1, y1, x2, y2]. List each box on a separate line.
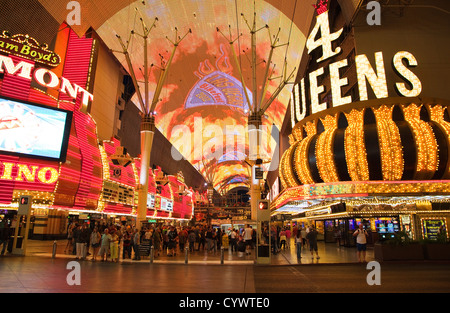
[290, 8, 422, 127]
[0, 161, 59, 184]
[0, 55, 93, 111]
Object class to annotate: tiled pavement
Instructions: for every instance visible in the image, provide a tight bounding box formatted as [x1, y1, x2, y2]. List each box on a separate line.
[20, 238, 374, 265]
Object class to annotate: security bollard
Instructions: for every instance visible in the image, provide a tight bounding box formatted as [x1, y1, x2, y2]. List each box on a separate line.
[52, 240, 57, 259]
[150, 246, 154, 263]
[185, 246, 189, 264]
[221, 246, 224, 264]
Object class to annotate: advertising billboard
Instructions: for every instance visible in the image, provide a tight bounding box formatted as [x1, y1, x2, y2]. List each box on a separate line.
[0, 96, 72, 162]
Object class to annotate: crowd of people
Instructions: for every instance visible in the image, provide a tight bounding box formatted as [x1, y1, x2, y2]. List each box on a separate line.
[64, 221, 260, 262]
[261, 224, 321, 260]
[2, 217, 368, 262]
[63, 221, 331, 263]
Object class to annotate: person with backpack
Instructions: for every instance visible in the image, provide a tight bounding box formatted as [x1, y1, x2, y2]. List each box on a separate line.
[353, 223, 369, 263]
[306, 226, 320, 260]
[188, 229, 196, 253]
[167, 226, 178, 256]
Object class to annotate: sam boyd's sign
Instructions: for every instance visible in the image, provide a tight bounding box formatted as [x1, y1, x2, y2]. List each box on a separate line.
[0, 31, 61, 67]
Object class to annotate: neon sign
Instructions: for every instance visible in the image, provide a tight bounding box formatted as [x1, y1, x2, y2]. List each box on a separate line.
[290, 1, 422, 126]
[0, 161, 59, 184]
[0, 54, 93, 112]
[0, 97, 72, 161]
[0, 31, 61, 67]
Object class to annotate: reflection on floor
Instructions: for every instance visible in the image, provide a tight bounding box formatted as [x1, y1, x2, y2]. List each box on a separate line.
[23, 239, 374, 265]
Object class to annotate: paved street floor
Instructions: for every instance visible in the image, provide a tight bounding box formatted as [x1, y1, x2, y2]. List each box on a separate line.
[1, 239, 448, 312]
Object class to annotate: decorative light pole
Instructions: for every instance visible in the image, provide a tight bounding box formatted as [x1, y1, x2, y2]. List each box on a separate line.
[113, 7, 191, 230]
[217, 9, 296, 220]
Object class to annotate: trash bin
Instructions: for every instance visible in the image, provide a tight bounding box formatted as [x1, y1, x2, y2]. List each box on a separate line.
[257, 244, 270, 257]
[7, 236, 23, 252]
[237, 240, 245, 257]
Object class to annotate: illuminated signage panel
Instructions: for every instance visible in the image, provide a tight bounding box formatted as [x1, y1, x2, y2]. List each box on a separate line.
[290, 4, 423, 127]
[0, 96, 72, 162]
[0, 31, 61, 67]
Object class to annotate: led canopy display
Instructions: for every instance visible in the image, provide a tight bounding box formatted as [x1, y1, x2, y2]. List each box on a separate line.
[96, 0, 308, 193]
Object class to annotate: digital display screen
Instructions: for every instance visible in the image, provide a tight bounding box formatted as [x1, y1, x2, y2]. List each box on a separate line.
[0, 97, 72, 162]
[423, 219, 445, 240]
[97, 0, 305, 193]
[160, 197, 173, 212]
[375, 217, 399, 234]
[147, 193, 155, 208]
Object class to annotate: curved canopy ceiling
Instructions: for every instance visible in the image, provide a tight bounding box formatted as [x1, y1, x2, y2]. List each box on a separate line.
[38, 0, 319, 194]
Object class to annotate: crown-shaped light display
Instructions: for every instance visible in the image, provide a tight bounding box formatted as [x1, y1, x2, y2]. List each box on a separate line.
[313, 0, 329, 15]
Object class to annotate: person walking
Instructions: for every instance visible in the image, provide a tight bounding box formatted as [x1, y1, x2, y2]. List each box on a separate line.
[230, 228, 237, 253]
[99, 228, 111, 262]
[122, 228, 132, 259]
[300, 227, 307, 248]
[279, 229, 287, 250]
[194, 226, 200, 251]
[90, 227, 101, 261]
[205, 227, 214, 253]
[285, 227, 291, 249]
[353, 223, 368, 263]
[270, 225, 278, 255]
[64, 223, 74, 254]
[152, 226, 162, 258]
[243, 224, 253, 255]
[221, 231, 229, 250]
[0, 223, 11, 256]
[77, 224, 90, 260]
[334, 226, 342, 247]
[188, 229, 196, 253]
[71, 223, 80, 255]
[211, 229, 217, 254]
[306, 226, 320, 259]
[132, 228, 141, 260]
[199, 227, 206, 251]
[295, 230, 302, 260]
[178, 227, 188, 252]
[109, 229, 119, 262]
[216, 228, 222, 251]
[167, 226, 178, 256]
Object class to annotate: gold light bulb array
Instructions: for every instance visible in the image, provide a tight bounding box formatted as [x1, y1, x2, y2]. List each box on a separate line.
[280, 142, 300, 189]
[315, 114, 339, 182]
[402, 103, 438, 179]
[294, 121, 317, 185]
[373, 105, 404, 181]
[429, 105, 450, 178]
[344, 109, 369, 181]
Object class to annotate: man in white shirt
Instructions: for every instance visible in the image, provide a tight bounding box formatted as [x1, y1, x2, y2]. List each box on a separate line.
[243, 224, 253, 255]
[353, 223, 368, 263]
[230, 229, 237, 253]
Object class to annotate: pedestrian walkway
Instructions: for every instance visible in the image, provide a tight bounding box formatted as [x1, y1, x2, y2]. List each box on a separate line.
[20, 239, 374, 265]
